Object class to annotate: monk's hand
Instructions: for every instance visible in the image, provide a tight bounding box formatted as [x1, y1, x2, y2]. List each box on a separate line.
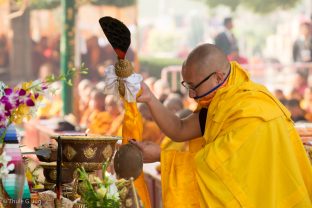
[129, 139, 161, 163]
[137, 82, 154, 104]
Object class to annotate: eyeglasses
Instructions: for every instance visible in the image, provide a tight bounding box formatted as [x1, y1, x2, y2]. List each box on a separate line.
[181, 72, 216, 91]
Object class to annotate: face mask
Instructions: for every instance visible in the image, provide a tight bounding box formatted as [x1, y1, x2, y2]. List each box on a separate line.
[196, 90, 218, 106]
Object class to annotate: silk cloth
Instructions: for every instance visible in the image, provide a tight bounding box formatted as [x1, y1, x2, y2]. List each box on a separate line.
[104, 65, 142, 102]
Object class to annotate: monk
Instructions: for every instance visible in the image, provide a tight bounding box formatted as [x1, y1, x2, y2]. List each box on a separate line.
[37, 81, 63, 119]
[79, 83, 94, 128]
[105, 95, 124, 136]
[131, 43, 312, 207]
[86, 90, 113, 134]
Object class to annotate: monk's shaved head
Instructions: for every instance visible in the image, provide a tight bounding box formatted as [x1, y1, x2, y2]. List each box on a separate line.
[183, 44, 230, 76]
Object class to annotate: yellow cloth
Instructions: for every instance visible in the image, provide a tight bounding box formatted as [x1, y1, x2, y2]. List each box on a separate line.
[161, 136, 186, 151]
[87, 111, 113, 134]
[160, 137, 204, 208]
[161, 62, 312, 207]
[122, 100, 151, 208]
[188, 137, 205, 153]
[161, 150, 201, 208]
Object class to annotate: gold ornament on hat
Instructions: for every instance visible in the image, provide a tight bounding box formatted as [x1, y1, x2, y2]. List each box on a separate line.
[115, 59, 134, 97]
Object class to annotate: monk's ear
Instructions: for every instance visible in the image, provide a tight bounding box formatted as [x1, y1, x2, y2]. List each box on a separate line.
[215, 71, 225, 83]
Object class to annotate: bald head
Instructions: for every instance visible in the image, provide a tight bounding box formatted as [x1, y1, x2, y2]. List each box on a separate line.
[183, 43, 230, 76]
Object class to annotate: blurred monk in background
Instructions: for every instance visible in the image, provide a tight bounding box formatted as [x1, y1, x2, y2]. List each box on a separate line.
[105, 95, 124, 136]
[86, 90, 112, 134]
[79, 81, 94, 128]
[138, 103, 164, 144]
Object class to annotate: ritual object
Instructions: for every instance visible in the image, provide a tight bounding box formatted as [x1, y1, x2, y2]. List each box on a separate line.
[51, 135, 121, 171]
[99, 16, 151, 207]
[114, 143, 143, 180]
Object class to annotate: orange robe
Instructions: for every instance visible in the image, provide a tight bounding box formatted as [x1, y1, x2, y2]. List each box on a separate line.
[142, 119, 164, 144]
[87, 111, 113, 135]
[107, 113, 124, 136]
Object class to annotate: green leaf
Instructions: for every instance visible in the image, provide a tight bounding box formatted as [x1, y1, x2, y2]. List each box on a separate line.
[67, 79, 73, 86]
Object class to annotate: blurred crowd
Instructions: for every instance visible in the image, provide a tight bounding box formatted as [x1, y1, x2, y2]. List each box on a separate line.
[63, 76, 198, 153]
[273, 70, 312, 123]
[1, 16, 312, 154]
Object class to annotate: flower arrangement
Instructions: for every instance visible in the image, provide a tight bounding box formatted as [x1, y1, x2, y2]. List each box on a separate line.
[0, 64, 88, 149]
[77, 161, 120, 208]
[77, 161, 143, 208]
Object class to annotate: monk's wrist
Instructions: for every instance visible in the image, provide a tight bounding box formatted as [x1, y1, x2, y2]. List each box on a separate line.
[146, 93, 157, 106]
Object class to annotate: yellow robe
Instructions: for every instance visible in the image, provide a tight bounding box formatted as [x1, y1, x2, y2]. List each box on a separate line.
[161, 137, 204, 208]
[161, 136, 186, 151]
[161, 62, 312, 207]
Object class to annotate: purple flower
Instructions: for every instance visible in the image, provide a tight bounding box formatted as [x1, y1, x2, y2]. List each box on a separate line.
[25, 98, 35, 107]
[0, 88, 19, 114]
[17, 91, 35, 107]
[41, 84, 48, 90]
[4, 88, 13, 96]
[18, 89, 26, 96]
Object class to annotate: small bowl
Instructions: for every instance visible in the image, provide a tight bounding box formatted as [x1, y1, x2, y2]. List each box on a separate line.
[39, 162, 74, 184]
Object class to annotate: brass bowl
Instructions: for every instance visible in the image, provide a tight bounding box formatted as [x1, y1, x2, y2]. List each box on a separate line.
[40, 162, 75, 184]
[51, 135, 122, 171]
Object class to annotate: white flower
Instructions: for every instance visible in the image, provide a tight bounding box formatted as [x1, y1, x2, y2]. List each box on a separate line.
[0, 82, 6, 97]
[0, 151, 15, 179]
[107, 183, 120, 201]
[96, 186, 107, 198]
[105, 171, 116, 184]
